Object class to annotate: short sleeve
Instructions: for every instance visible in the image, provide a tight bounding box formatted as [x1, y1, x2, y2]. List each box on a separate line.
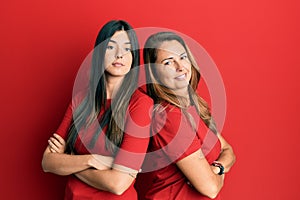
[55, 102, 73, 140]
[55, 93, 84, 140]
[113, 90, 153, 171]
[152, 107, 201, 163]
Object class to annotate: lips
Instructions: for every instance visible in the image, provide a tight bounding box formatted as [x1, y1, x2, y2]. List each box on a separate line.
[175, 74, 186, 80]
[112, 62, 124, 67]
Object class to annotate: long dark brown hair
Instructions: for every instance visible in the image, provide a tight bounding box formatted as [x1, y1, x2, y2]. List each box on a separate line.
[66, 20, 140, 154]
[144, 32, 217, 134]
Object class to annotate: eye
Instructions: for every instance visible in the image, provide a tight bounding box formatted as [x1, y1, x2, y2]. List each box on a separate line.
[125, 47, 132, 52]
[180, 54, 188, 60]
[163, 60, 172, 66]
[106, 45, 114, 50]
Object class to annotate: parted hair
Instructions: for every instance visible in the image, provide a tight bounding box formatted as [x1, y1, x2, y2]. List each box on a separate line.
[66, 20, 140, 154]
[144, 32, 217, 134]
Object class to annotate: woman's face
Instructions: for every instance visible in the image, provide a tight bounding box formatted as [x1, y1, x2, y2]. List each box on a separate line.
[155, 40, 192, 95]
[104, 30, 133, 79]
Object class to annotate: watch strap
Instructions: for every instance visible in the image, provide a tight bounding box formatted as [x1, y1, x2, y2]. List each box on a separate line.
[212, 161, 225, 175]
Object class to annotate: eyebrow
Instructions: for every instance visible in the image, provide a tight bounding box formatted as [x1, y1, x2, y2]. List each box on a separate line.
[109, 39, 131, 45]
[160, 52, 187, 63]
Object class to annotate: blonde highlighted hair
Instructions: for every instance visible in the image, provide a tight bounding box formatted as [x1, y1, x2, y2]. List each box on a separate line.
[144, 32, 217, 133]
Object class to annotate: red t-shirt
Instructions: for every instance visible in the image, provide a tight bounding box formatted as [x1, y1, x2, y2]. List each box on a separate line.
[56, 88, 153, 200]
[136, 103, 222, 200]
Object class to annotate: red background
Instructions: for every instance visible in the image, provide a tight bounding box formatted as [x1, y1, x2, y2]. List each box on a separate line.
[1, 0, 300, 199]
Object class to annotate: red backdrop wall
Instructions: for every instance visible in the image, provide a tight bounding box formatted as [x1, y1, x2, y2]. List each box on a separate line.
[1, 0, 299, 199]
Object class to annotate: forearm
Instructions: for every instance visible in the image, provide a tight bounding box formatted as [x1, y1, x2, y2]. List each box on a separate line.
[196, 166, 224, 198]
[42, 147, 92, 176]
[177, 149, 224, 199]
[75, 168, 134, 195]
[216, 142, 236, 173]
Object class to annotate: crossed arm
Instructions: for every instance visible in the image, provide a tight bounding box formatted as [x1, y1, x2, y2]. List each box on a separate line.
[41, 133, 136, 195]
[214, 133, 236, 173]
[176, 133, 236, 199]
[42, 133, 98, 175]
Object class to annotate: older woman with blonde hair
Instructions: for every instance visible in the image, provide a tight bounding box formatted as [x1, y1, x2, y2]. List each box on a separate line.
[140, 31, 235, 199]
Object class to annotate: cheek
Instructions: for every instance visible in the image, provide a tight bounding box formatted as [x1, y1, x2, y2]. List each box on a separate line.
[128, 56, 133, 65]
[104, 53, 114, 67]
[125, 54, 133, 65]
[160, 77, 173, 88]
[157, 69, 173, 86]
[185, 64, 192, 79]
[184, 62, 192, 71]
[188, 69, 192, 80]
[123, 56, 133, 73]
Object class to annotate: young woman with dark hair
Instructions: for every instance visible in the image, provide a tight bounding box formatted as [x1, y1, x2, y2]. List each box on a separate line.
[42, 20, 153, 199]
[140, 32, 235, 199]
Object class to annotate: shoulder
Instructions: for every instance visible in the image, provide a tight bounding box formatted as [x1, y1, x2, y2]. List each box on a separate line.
[130, 88, 153, 105]
[152, 104, 185, 134]
[71, 90, 88, 110]
[127, 88, 153, 119]
[155, 103, 183, 122]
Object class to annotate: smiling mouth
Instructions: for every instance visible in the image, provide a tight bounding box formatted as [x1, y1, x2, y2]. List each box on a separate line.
[175, 74, 186, 80]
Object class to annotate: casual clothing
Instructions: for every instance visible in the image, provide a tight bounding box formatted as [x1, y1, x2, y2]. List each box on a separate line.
[137, 103, 221, 200]
[56, 88, 153, 200]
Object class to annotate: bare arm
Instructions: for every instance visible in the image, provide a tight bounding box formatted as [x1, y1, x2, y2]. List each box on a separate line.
[41, 133, 110, 175]
[42, 133, 133, 195]
[176, 149, 224, 199]
[73, 92, 152, 195]
[75, 167, 136, 195]
[42, 134, 94, 175]
[215, 133, 236, 173]
[42, 147, 93, 176]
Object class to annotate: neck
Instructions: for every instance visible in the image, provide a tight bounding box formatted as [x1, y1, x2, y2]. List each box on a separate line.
[174, 87, 189, 97]
[174, 88, 190, 106]
[105, 75, 125, 99]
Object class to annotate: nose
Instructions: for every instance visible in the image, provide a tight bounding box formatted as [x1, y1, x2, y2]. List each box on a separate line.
[116, 54, 123, 59]
[115, 47, 123, 59]
[175, 61, 185, 72]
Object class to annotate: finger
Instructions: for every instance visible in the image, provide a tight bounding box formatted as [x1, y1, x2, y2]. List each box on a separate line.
[53, 133, 66, 145]
[48, 139, 55, 147]
[49, 147, 57, 153]
[49, 137, 65, 153]
[49, 137, 62, 148]
[48, 144, 57, 153]
[48, 139, 60, 152]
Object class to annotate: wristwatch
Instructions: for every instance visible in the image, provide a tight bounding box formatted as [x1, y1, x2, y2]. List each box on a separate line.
[212, 161, 225, 175]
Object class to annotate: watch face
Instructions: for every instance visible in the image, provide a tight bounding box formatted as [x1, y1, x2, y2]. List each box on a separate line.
[213, 162, 224, 175]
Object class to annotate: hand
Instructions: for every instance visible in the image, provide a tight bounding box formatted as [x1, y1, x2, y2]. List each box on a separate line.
[210, 165, 225, 183]
[48, 133, 66, 153]
[88, 154, 114, 170]
[211, 165, 220, 175]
